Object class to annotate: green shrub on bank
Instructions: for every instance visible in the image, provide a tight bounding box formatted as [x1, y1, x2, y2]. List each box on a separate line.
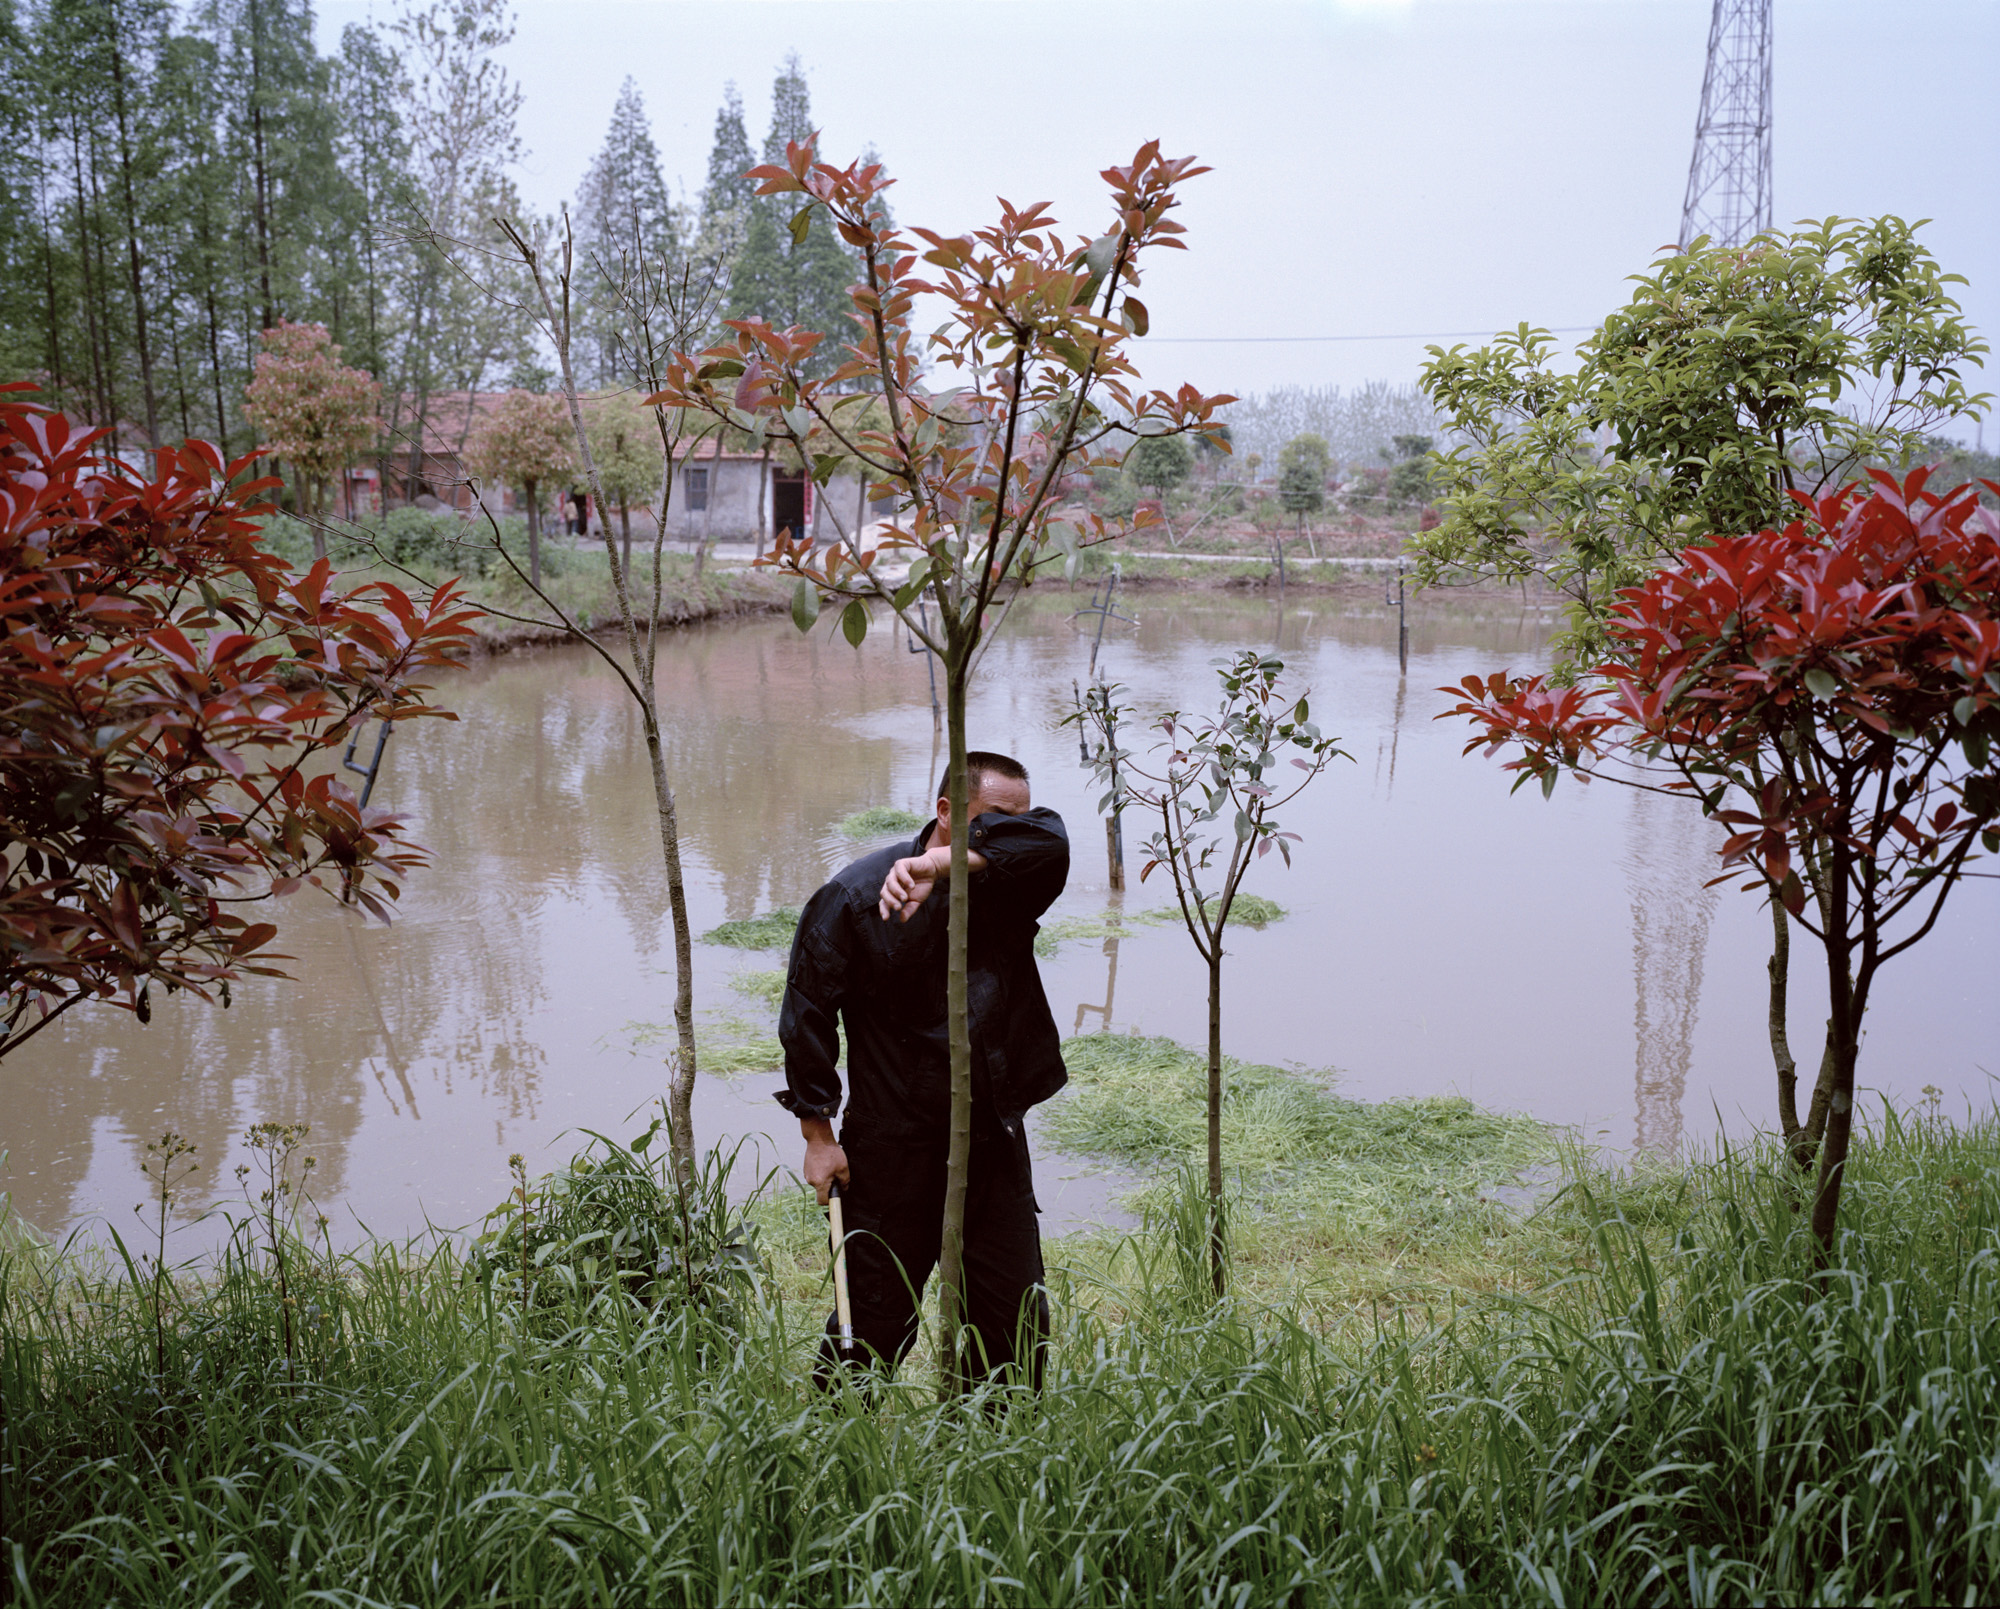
[7, 1108, 2000, 1602]
[470, 1119, 762, 1326]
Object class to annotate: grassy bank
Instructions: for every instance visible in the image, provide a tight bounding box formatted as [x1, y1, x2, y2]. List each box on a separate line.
[6, 1052, 1999, 1604]
[260, 512, 785, 651]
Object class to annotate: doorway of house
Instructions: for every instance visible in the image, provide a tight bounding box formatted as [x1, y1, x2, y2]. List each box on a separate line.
[772, 470, 808, 543]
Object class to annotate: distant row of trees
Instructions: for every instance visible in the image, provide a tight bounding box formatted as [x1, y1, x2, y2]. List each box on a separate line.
[0, 0, 864, 499]
[1222, 381, 1444, 474]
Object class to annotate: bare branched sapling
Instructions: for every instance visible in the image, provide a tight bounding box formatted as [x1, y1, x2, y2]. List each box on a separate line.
[415, 200, 725, 1191]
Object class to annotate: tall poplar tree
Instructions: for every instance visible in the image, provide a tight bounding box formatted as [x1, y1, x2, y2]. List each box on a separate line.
[388, 0, 530, 494]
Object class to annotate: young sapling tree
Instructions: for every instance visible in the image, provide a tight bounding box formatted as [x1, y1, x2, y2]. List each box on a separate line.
[468, 389, 574, 589]
[1128, 433, 1193, 546]
[1277, 433, 1329, 564]
[242, 321, 384, 547]
[655, 137, 1231, 1386]
[1418, 217, 1992, 1137]
[1077, 651, 1345, 1296]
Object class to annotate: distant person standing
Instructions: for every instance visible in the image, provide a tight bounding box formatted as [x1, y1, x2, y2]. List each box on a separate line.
[568, 488, 589, 538]
[778, 752, 1069, 1392]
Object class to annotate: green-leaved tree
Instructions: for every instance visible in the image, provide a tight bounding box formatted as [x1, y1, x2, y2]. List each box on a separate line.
[1415, 217, 1990, 672]
[1415, 215, 1992, 1170]
[1127, 432, 1192, 543]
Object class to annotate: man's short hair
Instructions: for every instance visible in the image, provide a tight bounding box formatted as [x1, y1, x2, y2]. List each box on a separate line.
[936, 751, 1029, 804]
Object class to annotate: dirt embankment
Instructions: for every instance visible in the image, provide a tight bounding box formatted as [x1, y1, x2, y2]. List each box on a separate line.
[462, 569, 789, 654]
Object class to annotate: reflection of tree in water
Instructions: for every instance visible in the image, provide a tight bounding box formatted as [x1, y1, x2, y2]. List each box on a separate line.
[1626, 788, 1722, 1154]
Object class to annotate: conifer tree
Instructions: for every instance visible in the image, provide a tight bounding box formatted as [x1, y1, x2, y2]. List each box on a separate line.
[574, 77, 679, 386]
[724, 55, 856, 380]
[693, 82, 754, 280]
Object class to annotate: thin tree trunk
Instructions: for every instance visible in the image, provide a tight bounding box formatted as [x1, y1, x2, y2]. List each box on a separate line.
[1207, 953, 1225, 1299]
[106, 26, 159, 449]
[1801, 1032, 1836, 1148]
[755, 445, 770, 559]
[1811, 997, 1859, 1254]
[701, 458, 716, 559]
[534, 232, 701, 1190]
[644, 715, 699, 1187]
[164, 270, 192, 444]
[525, 477, 541, 589]
[204, 279, 228, 450]
[248, 0, 275, 334]
[1769, 897, 1803, 1157]
[1809, 842, 1861, 1252]
[34, 172, 65, 396]
[620, 501, 631, 572]
[692, 461, 708, 579]
[938, 659, 973, 1398]
[68, 123, 111, 438]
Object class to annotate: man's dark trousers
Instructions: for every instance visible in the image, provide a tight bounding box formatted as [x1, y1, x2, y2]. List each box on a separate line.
[817, 1111, 1048, 1391]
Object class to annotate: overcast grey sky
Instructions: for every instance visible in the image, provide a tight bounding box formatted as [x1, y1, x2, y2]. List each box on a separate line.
[320, 0, 1996, 438]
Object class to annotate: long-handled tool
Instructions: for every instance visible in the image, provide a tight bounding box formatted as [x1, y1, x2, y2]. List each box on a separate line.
[828, 1179, 854, 1355]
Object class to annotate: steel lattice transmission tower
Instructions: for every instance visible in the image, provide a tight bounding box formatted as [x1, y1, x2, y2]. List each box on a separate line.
[1678, 0, 1773, 249]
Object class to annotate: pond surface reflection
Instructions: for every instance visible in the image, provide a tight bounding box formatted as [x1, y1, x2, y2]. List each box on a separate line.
[10, 587, 1996, 1250]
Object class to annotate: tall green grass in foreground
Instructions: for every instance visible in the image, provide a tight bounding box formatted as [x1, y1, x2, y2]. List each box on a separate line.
[7, 1098, 2000, 1603]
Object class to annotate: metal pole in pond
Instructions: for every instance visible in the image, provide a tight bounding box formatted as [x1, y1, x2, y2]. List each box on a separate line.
[341, 718, 394, 808]
[1103, 684, 1126, 891]
[339, 717, 393, 906]
[1386, 560, 1409, 674]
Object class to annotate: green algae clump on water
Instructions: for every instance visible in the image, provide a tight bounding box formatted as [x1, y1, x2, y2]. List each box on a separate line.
[700, 908, 801, 950]
[837, 806, 928, 839]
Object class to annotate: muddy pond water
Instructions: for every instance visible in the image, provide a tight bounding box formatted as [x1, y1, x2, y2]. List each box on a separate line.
[8, 587, 1997, 1251]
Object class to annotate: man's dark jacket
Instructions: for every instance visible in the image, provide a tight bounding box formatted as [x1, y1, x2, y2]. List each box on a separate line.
[776, 809, 1069, 1137]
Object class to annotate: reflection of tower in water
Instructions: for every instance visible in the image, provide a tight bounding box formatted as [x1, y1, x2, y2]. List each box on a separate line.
[1626, 789, 1722, 1154]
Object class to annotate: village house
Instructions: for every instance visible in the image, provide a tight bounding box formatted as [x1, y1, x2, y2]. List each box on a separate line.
[342, 392, 892, 547]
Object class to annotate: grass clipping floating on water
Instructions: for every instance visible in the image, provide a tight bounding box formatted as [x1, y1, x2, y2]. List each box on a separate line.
[1050, 1031, 1553, 1237]
[837, 806, 927, 839]
[729, 968, 786, 1006]
[1203, 890, 1284, 926]
[701, 907, 800, 950]
[1033, 897, 1284, 958]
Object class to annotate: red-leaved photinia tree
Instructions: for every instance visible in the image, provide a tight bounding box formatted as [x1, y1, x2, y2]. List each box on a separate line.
[241, 322, 384, 548]
[0, 385, 479, 1060]
[652, 138, 1230, 1386]
[1445, 471, 2000, 1249]
[469, 390, 574, 590]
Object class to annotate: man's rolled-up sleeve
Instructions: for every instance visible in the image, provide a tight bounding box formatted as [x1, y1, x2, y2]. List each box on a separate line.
[776, 884, 850, 1120]
[968, 807, 1069, 924]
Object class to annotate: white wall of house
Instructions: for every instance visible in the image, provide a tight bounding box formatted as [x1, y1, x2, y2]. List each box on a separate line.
[640, 459, 891, 546]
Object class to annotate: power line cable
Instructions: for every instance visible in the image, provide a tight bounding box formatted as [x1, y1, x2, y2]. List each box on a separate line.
[1143, 326, 1597, 345]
